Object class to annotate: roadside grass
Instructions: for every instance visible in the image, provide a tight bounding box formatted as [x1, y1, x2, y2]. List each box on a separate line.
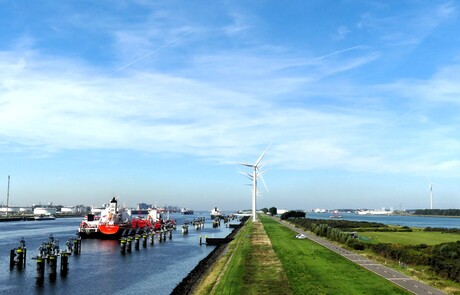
[358, 229, 460, 245]
[260, 215, 410, 295]
[359, 249, 460, 294]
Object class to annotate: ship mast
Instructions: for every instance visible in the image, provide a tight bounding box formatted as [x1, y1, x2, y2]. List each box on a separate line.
[6, 175, 10, 217]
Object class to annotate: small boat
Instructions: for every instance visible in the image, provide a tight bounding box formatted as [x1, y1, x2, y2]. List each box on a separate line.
[329, 210, 343, 219]
[329, 214, 343, 219]
[210, 207, 222, 219]
[181, 208, 194, 215]
[34, 213, 56, 220]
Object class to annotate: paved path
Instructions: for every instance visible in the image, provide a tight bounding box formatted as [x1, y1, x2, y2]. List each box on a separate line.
[274, 218, 446, 295]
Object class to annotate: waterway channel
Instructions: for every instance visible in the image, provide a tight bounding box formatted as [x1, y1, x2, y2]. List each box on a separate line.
[0, 212, 233, 295]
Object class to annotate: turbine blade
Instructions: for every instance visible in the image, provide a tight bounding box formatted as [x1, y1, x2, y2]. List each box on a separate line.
[238, 171, 253, 180]
[260, 174, 269, 192]
[257, 168, 269, 177]
[254, 144, 271, 167]
[239, 162, 255, 168]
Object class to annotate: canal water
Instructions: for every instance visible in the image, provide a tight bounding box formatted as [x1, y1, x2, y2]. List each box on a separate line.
[0, 212, 233, 295]
[307, 212, 460, 228]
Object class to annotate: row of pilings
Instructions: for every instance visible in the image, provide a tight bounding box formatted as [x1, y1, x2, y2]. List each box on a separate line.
[119, 228, 173, 254]
[9, 234, 82, 287]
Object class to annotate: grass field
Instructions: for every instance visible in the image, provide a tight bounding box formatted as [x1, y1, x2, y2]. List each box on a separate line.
[358, 229, 460, 245]
[260, 215, 411, 294]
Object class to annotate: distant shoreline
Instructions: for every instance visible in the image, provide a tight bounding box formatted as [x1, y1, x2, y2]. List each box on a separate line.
[0, 213, 84, 222]
[391, 213, 460, 219]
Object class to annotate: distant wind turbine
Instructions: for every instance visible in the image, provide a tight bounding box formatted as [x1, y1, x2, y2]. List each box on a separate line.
[429, 180, 433, 210]
[239, 145, 270, 222]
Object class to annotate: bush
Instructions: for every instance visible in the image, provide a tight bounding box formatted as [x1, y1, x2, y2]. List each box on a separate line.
[280, 210, 306, 220]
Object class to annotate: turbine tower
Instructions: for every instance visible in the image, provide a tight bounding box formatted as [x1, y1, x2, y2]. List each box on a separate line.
[429, 181, 433, 210]
[239, 145, 270, 222]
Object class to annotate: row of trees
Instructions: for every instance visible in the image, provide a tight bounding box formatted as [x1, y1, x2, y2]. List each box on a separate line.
[414, 209, 460, 216]
[261, 207, 278, 215]
[289, 218, 460, 282]
[280, 210, 306, 220]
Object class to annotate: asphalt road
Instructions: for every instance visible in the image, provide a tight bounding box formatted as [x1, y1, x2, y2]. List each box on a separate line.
[275, 218, 446, 295]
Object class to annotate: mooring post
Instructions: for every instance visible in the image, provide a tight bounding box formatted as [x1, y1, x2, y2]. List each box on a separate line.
[199, 236, 202, 245]
[19, 238, 26, 269]
[35, 256, 45, 287]
[73, 238, 79, 255]
[120, 238, 126, 254]
[16, 247, 24, 270]
[158, 230, 163, 243]
[134, 235, 140, 250]
[127, 237, 132, 253]
[48, 254, 57, 281]
[10, 249, 16, 269]
[142, 234, 147, 248]
[60, 252, 69, 277]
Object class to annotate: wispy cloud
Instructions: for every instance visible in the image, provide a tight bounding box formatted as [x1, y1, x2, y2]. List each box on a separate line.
[1, 1, 460, 182]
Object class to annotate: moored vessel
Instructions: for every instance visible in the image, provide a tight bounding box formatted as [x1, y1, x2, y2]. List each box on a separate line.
[78, 197, 169, 239]
[34, 213, 56, 220]
[181, 208, 194, 215]
[34, 207, 57, 221]
[210, 207, 222, 219]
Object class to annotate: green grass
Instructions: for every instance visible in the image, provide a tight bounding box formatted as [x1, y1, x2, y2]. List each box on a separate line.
[211, 220, 253, 294]
[211, 219, 293, 295]
[260, 215, 410, 295]
[358, 229, 460, 245]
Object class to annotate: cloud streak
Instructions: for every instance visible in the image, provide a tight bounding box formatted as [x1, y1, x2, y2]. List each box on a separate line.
[1, 1, 460, 182]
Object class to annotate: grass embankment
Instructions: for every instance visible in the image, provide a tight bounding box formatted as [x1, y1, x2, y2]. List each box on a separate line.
[194, 219, 292, 295]
[259, 215, 410, 295]
[196, 216, 410, 294]
[358, 229, 460, 245]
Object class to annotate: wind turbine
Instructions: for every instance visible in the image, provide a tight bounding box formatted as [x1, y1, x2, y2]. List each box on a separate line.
[429, 180, 433, 210]
[239, 145, 270, 222]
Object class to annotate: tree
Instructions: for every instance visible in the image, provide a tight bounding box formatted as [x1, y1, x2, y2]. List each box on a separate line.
[269, 207, 277, 215]
[261, 208, 268, 214]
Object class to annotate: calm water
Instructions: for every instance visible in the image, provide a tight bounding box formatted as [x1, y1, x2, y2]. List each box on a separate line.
[307, 212, 460, 229]
[0, 212, 233, 295]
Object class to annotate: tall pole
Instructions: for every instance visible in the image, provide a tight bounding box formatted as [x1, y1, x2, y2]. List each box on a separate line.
[6, 175, 10, 217]
[252, 167, 257, 222]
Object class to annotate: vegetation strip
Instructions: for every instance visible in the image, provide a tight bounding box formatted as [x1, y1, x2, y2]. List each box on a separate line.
[287, 216, 460, 293]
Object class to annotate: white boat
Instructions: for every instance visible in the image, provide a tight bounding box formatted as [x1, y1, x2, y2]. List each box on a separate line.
[181, 208, 194, 215]
[34, 214, 56, 220]
[34, 207, 57, 220]
[210, 207, 222, 219]
[355, 208, 393, 215]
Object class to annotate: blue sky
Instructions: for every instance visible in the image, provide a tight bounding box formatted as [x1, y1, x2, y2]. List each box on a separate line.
[1, 1, 460, 211]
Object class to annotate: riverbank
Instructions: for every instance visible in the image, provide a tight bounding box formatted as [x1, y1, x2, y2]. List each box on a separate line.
[171, 217, 249, 294]
[0, 213, 85, 222]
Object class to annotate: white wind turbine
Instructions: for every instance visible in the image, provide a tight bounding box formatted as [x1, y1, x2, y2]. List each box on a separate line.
[429, 180, 433, 210]
[239, 145, 270, 222]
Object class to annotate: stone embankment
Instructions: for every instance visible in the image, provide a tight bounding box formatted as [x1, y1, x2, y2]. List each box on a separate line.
[171, 217, 248, 295]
